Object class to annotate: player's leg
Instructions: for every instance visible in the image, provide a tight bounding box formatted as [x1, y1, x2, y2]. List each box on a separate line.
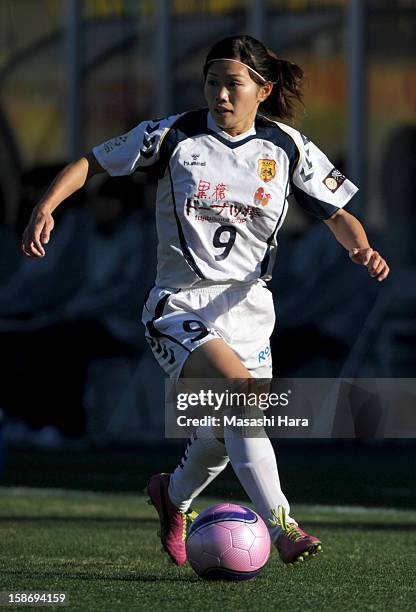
[145, 341, 234, 565]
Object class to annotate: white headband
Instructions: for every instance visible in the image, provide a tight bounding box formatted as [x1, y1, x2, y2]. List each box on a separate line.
[205, 58, 268, 83]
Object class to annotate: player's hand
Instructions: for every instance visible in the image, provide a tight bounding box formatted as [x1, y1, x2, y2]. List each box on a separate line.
[349, 247, 390, 282]
[21, 207, 54, 258]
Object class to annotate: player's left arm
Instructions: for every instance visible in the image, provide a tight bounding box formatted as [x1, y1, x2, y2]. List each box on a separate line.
[323, 208, 390, 282]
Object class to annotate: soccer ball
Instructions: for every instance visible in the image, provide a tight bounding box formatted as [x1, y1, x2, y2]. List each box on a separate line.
[186, 503, 271, 580]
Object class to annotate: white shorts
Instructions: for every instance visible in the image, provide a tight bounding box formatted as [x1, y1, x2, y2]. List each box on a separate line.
[141, 280, 275, 380]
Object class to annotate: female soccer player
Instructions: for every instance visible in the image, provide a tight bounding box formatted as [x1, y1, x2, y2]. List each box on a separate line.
[22, 35, 389, 568]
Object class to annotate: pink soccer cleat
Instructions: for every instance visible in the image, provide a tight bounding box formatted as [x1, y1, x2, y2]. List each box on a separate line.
[270, 506, 322, 567]
[145, 473, 197, 566]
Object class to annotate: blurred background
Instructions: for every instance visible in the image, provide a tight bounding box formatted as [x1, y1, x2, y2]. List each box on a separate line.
[0, 0, 414, 505]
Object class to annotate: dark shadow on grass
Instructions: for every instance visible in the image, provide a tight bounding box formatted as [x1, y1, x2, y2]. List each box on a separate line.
[0, 516, 156, 524]
[1, 516, 416, 531]
[0, 568, 200, 583]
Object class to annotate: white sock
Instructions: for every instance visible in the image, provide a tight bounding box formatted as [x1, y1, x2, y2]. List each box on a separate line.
[224, 422, 293, 543]
[168, 425, 229, 512]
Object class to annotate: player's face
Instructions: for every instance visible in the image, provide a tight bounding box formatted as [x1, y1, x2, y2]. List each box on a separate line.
[204, 60, 272, 136]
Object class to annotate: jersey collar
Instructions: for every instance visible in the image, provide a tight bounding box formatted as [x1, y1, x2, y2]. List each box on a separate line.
[207, 111, 256, 142]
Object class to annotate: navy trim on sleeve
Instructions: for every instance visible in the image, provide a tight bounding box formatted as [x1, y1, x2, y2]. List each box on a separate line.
[291, 184, 340, 220]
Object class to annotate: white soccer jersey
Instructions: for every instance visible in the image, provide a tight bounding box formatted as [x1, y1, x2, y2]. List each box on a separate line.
[92, 109, 358, 288]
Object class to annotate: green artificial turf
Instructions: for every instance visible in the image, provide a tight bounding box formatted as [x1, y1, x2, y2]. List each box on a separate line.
[1, 488, 415, 612]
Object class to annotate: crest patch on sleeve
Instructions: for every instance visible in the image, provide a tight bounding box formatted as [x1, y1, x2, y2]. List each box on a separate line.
[323, 168, 346, 192]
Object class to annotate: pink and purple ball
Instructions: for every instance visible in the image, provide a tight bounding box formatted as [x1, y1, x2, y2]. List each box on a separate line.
[186, 503, 271, 581]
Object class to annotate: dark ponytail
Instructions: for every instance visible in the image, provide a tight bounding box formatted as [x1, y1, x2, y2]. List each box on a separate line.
[204, 35, 305, 123]
[261, 52, 304, 122]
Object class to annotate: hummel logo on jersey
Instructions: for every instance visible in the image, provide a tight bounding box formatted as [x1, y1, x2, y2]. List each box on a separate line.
[140, 122, 160, 159]
[323, 168, 346, 192]
[184, 153, 206, 167]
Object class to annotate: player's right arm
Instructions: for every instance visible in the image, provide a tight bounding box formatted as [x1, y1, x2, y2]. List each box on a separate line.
[22, 113, 181, 258]
[21, 153, 104, 258]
